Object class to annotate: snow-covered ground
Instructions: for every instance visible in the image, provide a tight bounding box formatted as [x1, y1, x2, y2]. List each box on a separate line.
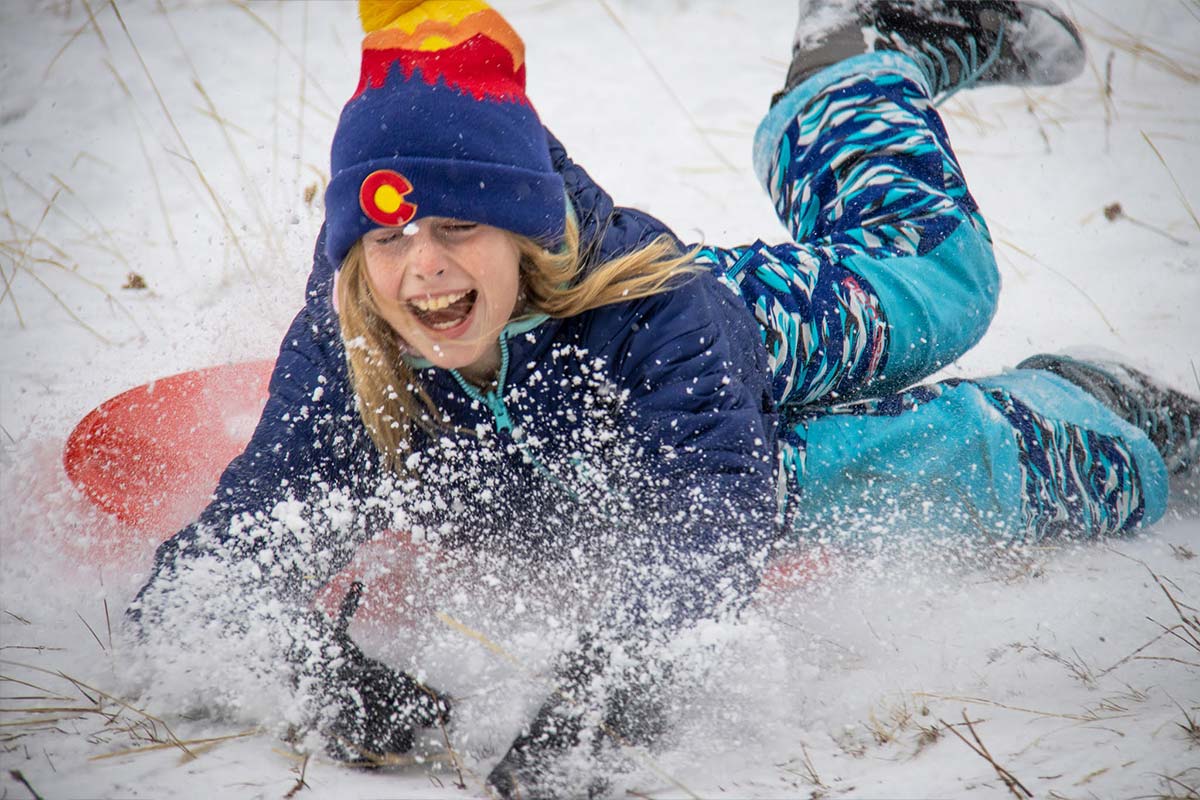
[2, 1, 1198, 797]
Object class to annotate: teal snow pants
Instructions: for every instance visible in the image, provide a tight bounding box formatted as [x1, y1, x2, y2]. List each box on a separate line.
[697, 53, 1169, 542]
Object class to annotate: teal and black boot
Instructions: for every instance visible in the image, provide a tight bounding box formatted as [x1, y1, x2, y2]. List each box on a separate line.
[1019, 354, 1200, 507]
[776, 0, 1086, 103]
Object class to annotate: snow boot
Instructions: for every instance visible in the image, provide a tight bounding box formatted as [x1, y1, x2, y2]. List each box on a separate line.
[1018, 354, 1200, 488]
[775, 0, 1086, 103]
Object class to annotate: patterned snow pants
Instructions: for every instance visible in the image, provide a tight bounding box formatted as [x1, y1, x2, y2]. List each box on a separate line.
[696, 53, 1169, 542]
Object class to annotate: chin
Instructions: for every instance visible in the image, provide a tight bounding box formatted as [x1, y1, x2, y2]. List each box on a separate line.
[415, 342, 484, 370]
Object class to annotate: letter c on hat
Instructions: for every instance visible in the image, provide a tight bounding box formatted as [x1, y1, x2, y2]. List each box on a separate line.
[359, 170, 418, 226]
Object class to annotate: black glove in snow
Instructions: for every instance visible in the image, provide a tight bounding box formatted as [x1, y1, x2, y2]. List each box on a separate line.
[486, 639, 668, 798]
[307, 582, 451, 763]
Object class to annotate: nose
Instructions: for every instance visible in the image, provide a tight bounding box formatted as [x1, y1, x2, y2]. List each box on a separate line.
[408, 234, 447, 281]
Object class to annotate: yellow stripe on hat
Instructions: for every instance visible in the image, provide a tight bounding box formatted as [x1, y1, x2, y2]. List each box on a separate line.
[361, 5, 524, 70]
[417, 34, 455, 51]
[359, 0, 492, 34]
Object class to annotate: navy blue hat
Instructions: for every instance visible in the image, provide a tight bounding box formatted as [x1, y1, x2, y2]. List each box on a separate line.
[324, 2, 566, 268]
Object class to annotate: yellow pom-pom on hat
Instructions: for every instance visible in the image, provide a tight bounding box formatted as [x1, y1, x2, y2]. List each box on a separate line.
[359, 0, 424, 33]
[359, 1, 494, 34]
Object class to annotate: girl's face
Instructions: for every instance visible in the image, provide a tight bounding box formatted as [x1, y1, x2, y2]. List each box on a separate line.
[362, 218, 522, 382]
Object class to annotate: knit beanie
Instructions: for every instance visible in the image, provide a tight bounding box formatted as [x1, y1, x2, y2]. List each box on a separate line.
[324, 1, 566, 268]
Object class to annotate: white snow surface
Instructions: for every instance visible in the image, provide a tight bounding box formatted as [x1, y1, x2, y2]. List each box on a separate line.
[2, 1, 1199, 798]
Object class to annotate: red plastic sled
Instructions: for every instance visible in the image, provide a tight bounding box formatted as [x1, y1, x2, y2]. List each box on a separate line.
[64, 360, 277, 534]
[64, 361, 830, 625]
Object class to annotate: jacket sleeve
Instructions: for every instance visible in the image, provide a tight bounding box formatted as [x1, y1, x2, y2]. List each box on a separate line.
[591, 273, 783, 633]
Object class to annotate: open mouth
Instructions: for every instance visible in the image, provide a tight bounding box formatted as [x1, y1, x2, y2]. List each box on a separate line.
[408, 290, 478, 332]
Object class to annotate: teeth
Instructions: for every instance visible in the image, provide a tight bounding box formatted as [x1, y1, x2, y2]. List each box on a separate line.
[428, 317, 465, 330]
[410, 290, 468, 312]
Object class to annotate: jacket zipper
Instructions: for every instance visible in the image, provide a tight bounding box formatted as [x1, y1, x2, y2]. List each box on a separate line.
[451, 335, 513, 434]
[451, 337, 586, 500]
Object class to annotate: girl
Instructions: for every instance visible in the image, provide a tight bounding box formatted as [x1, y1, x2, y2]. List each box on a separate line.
[131, 0, 1198, 796]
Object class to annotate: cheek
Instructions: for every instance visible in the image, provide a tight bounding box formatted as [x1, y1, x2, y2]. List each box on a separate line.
[364, 254, 403, 299]
[483, 269, 520, 321]
[483, 245, 522, 315]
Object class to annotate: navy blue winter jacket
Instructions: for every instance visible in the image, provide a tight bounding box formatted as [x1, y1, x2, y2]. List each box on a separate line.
[141, 133, 780, 632]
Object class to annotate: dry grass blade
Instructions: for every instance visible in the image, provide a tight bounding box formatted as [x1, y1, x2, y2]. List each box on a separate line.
[1101, 49, 1115, 150]
[0, 171, 144, 334]
[153, 0, 287, 269]
[8, 769, 45, 800]
[0, 705, 103, 715]
[1103, 202, 1191, 246]
[1174, 704, 1200, 745]
[0, 659, 195, 760]
[57, 675, 192, 756]
[13, 266, 112, 344]
[0, 716, 89, 728]
[1149, 618, 1200, 654]
[1, 169, 115, 253]
[1, 676, 68, 698]
[88, 728, 260, 762]
[1011, 641, 1097, 686]
[296, 1, 310, 187]
[334, 748, 454, 769]
[435, 612, 523, 670]
[283, 752, 310, 798]
[49, 172, 132, 269]
[75, 611, 107, 652]
[107, 0, 256, 284]
[915, 692, 1102, 722]
[1084, 28, 1200, 84]
[1133, 655, 1200, 668]
[191, 79, 286, 266]
[787, 744, 828, 794]
[80, 0, 112, 51]
[26, 256, 144, 333]
[103, 56, 178, 251]
[1141, 131, 1200, 233]
[427, 686, 466, 790]
[192, 104, 254, 138]
[1020, 88, 1055, 152]
[43, 17, 92, 79]
[913, 721, 943, 755]
[938, 710, 1032, 799]
[1170, 543, 1197, 561]
[1098, 626, 1180, 676]
[996, 237, 1120, 336]
[1133, 557, 1200, 651]
[1, 696, 75, 703]
[0, 262, 24, 326]
[1072, 3, 1200, 83]
[7, 185, 62, 303]
[226, 0, 341, 110]
[1145, 771, 1200, 800]
[0, 223, 72, 264]
[103, 600, 113, 652]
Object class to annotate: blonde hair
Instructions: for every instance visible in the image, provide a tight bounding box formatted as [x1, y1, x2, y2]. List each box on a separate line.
[337, 216, 700, 472]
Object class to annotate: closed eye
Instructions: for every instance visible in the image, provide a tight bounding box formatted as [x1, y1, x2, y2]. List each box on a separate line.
[373, 231, 404, 245]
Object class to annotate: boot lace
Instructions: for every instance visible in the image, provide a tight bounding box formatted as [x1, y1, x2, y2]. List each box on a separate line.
[889, 23, 1006, 105]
